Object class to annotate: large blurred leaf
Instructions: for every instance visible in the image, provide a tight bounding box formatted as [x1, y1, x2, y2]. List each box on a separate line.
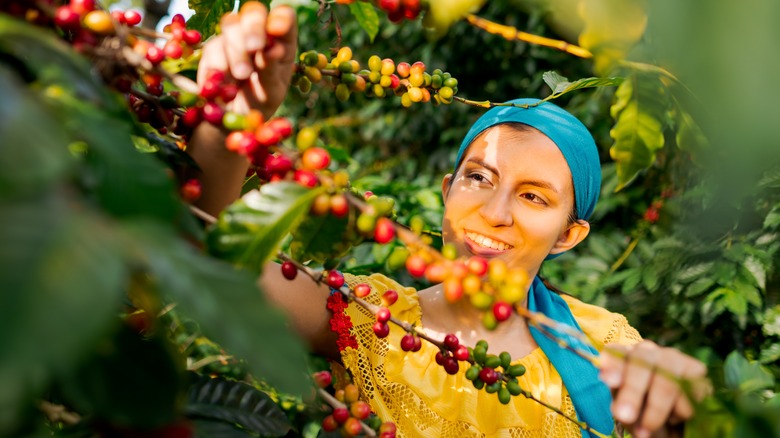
[208, 182, 324, 271]
[187, 375, 290, 436]
[188, 0, 234, 39]
[60, 324, 184, 428]
[608, 72, 668, 190]
[0, 14, 179, 221]
[0, 66, 72, 196]
[724, 351, 774, 395]
[0, 195, 125, 435]
[126, 221, 311, 396]
[577, 0, 647, 74]
[290, 211, 361, 264]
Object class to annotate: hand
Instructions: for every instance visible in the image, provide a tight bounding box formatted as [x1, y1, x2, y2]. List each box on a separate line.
[599, 341, 709, 438]
[197, 2, 298, 119]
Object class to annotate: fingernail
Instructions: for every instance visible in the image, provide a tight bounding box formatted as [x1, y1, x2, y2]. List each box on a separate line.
[246, 36, 263, 51]
[600, 371, 620, 387]
[615, 404, 635, 423]
[233, 63, 252, 79]
[634, 428, 651, 438]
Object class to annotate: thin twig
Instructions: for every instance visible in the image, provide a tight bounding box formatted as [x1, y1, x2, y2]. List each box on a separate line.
[466, 15, 592, 58]
[317, 388, 377, 437]
[190, 205, 218, 224]
[38, 401, 81, 426]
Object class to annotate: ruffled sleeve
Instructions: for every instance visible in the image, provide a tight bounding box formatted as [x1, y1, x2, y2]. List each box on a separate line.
[561, 294, 643, 350]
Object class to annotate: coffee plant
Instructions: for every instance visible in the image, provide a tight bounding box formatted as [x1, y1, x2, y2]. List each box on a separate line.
[1, 0, 779, 437]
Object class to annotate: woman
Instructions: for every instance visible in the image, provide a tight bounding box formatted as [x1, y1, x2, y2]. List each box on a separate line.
[189, 4, 707, 437]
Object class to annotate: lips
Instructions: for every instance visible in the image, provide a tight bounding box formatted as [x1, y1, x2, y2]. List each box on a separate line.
[465, 231, 513, 252]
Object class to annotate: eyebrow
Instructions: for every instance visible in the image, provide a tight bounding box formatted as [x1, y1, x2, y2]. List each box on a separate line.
[464, 158, 560, 193]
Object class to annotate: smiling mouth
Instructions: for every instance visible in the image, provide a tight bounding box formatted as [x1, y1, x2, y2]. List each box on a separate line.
[465, 231, 514, 251]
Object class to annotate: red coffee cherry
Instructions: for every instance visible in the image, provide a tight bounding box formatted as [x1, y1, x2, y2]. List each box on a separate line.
[54, 6, 81, 31]
[343, 417, 363, 436]
[381, 290, 398, 306]
[180, 178, 201, 202]
[281, 261, 297, 280]
[183, 29, 202, 45]
[349, 400, 371, 420]
[301, 147, 331, 171]
[400, 333, 416, 351]
[294, 169, 319, 188]
[372, 321, 390, 338]
[405, 254, 427, 278]
[454, 345, 470, 361]
[313, 370, 332, 388]
[373, 217, 395, 244]
[443, 333, 459, 351]
[332, 407, 350, 424]
[354, 283, 371, 298]
[479, 367, 498, 385]
[375, 307, 391, 323]
[492, 301, 513, 322]
[321, 415, 338, 432]
[442, 356, 459, 375]
[329, 193, 349, 217]
[123, 9, 142, 26]
[145, 45, 165, 65]
[327, 270, 345, 289]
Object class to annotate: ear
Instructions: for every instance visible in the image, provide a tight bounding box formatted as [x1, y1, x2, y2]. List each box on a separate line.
[441, 173, 453, 202]
[549, 220, 590, 255]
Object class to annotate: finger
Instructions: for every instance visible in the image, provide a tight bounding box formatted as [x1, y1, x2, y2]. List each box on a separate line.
[221, 13, 252, 80]
[599, 344, 628, 389]
[612, 341, 657, 426]
[262, 5, 298, 63]
[635, 349, 685, 435]
[239, 1, 268, 52]
[197, 36, 227, 84]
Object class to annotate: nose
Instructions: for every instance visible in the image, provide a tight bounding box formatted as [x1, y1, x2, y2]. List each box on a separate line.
[479, 189, 513, 227]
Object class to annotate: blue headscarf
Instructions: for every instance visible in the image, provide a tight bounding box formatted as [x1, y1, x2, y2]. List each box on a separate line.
[455, 98, 611, 437]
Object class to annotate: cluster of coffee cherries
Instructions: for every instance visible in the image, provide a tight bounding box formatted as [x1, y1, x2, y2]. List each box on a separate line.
[405, 245, 529, 330]
[295, 47, 459, 107]
[464, 340, 527, 404]
[334, 0, 423, 23]
[313, 371, 397, 437]
[376, 0, 423, 23]
[135, 14, 202, 64]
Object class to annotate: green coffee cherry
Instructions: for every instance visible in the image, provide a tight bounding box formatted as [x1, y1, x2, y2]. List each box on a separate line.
[498, 387, 511, 404]
[507, 364, 526, 377]
[506, 380, 522, 396]
[473, 379, 485, 390]
[485, 382, 501, 394]
[484, 355, 501, 369]
[499, 352, 512, 370]
[465, 365, 481, 381]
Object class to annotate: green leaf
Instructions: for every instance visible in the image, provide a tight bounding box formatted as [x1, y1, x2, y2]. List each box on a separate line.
[208, 182, 324, 271]
[764, 204, 780, 228]
[608, 73, 668, 190]
[188, 0, 234, 39]
[0, 195, 125, 435]
[349, 2, 380, 43]
[128, 222, 311, 396]
[541, 72, 623, 101]
[759, 343, 780, 365]
[187, 375, 290, 436]
[0, 66, 73, 196]
[675, 110, 708, 151]
[290, 210, 361, 264]
[724, 351, 775, 395]
[762, 306, 780, 337]
[60, 325, 184, 428]
[193, 419, 254, 438]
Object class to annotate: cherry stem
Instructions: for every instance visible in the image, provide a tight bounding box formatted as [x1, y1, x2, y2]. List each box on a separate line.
[316, 388, 377, 438]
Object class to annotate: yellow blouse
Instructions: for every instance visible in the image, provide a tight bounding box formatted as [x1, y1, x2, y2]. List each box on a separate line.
[338, 273, 642, 438]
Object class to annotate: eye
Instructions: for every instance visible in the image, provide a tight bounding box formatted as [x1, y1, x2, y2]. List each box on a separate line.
[520, 193, 547, 205]
[466, 172, 490, 184]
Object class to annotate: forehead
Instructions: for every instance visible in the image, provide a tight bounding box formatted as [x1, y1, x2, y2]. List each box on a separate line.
[461, 124, 573, 185]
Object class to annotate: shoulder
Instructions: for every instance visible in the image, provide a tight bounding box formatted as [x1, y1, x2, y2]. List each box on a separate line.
[561, 294, 642, 350]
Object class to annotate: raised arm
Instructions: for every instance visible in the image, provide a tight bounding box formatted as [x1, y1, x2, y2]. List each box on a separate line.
[187, 3, 339, 359]
[188, 3, 298, 216]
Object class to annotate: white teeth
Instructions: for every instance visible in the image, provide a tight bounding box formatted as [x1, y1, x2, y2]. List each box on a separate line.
[466, 232, 512, 250]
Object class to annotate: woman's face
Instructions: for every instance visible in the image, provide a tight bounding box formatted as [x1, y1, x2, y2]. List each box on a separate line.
[441, 124, 590, 278]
